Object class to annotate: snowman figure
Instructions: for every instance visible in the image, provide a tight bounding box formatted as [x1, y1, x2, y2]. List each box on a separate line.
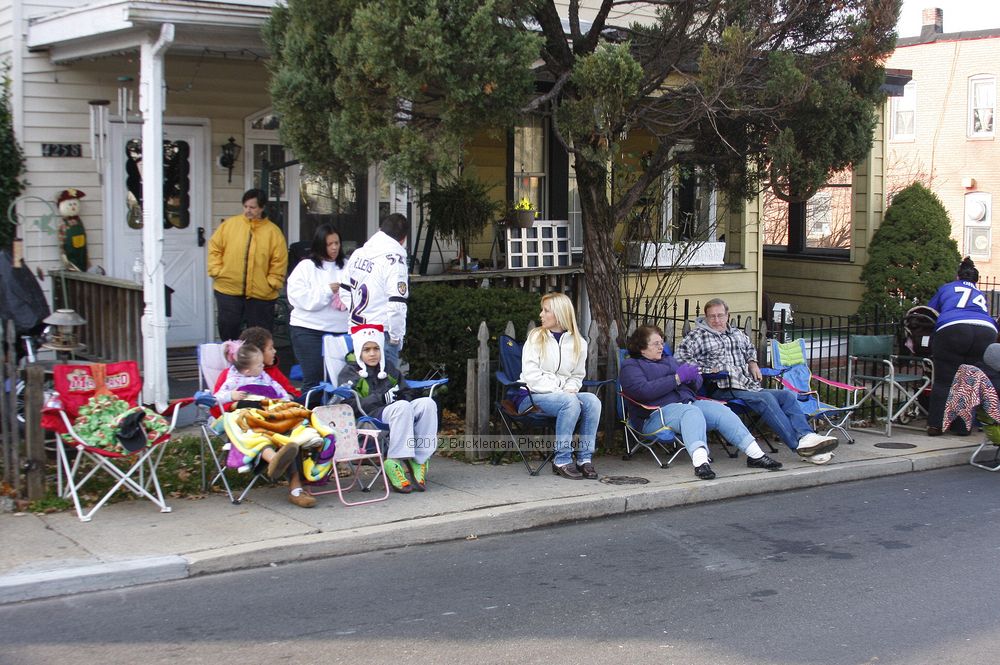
[57, 188, 88, 271]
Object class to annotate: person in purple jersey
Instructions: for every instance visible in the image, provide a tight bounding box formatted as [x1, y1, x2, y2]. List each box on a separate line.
[926, 257, 998, 435]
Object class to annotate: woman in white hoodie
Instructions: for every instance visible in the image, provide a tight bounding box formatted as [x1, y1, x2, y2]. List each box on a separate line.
[286, 223, 350, 390]
[518, 293, 602, 480]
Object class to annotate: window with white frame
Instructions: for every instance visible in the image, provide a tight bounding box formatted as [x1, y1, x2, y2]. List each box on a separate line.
[969, 75, 995, 138]
[513, 116, 547, 216]
[663, 165, 718, 243]
[566, 171, 584, 253]
[890, 81, 916, 141]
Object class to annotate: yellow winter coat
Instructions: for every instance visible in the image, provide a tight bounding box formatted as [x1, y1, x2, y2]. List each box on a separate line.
[207, 214, 288, 301]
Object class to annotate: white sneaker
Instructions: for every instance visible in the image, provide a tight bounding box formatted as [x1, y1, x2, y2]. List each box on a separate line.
[802, 452, 834, 465]
[796, 432, 839, 456]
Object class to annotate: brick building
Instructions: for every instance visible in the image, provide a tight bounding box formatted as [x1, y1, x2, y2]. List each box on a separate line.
[886, 7, 1000, 271]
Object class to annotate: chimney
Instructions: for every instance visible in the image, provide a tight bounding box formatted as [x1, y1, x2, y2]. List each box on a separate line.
[921, 8, 943, 36]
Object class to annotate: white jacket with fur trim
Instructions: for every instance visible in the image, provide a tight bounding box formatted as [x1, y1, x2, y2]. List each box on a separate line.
[519, 329, 587, 394]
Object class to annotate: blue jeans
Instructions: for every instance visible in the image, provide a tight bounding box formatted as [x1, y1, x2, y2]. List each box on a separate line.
[714, 387, 811, 450]
[290, 325, 340, 391]
[384, 333, 402, 372]
[641, 400, 756, 457]
[521, 391, 601, 466]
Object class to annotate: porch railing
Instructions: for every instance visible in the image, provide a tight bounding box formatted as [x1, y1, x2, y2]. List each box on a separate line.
[51, 270, 144, 364]
[411, 266, 585, 302]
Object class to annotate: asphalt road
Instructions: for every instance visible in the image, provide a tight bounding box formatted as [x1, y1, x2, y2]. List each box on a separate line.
[2, 466, 999, 665]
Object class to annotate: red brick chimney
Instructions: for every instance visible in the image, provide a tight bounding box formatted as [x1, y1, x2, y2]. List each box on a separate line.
[921, 8, 943, 36]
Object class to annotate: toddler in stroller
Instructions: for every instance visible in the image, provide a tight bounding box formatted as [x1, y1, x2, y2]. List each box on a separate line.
[901, 305, 938, 357]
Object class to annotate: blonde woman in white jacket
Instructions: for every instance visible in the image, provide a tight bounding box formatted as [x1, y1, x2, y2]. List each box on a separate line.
[518, 293, 601, 480]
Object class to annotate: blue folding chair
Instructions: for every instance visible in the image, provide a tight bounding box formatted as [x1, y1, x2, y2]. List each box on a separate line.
[493, 335, 558, 475]
[312, 333, 447, 432]
[770, 338, 862, 443]
[616, 348, 685, 468]
[697, 370, 779, 456]
[492, 334, 611, 475]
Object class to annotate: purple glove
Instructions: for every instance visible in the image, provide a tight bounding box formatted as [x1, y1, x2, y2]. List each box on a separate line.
[676, 363, 700, 384]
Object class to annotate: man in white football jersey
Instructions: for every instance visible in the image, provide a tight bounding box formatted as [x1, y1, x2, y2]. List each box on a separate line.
[344, 213, 409, 369]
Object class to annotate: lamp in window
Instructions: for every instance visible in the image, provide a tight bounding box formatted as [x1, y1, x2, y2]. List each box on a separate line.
[219, 137, 241, 183]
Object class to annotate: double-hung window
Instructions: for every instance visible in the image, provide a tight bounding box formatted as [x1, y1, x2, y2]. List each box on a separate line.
[969, 75, 995, 139]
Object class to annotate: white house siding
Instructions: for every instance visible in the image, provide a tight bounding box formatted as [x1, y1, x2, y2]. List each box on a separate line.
[1, 4, 13, 61]
[16, 45, 270, 288]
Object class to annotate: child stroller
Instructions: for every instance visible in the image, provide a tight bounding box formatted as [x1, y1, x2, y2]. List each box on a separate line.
[901, 305, 938, 358]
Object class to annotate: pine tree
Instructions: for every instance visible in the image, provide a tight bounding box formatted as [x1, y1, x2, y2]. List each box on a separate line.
[859, 183, 961, 319]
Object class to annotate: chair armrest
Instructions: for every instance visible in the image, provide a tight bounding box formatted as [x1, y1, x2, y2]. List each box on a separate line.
[813, 375, 864, 393]
[407, 378, 449, 389]
[408, 377, 449, 398]
[618, 390, 659, 411]
[583, 377, 614, 396]
[496, 370, 523, 387]
[776, 377, 819, 397]
[760, 367, 781, 378]
[194, 390, 218, 408]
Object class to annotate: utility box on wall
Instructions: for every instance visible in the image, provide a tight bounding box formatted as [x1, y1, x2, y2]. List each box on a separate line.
[964, 191, 992, 260]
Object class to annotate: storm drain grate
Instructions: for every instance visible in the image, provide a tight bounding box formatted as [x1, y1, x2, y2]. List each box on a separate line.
[599, 475, 650, 485]
[874, 442, 918, 449]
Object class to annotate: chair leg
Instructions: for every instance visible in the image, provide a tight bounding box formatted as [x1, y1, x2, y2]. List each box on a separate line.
[496, 411, 556, 475]
[970, 441, 1000, 471]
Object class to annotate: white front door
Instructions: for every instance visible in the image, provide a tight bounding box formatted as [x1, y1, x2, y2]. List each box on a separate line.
[106, 121, 212, 347]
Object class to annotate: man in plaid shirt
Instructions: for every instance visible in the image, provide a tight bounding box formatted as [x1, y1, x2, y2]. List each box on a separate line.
[675, 298, 839, 464]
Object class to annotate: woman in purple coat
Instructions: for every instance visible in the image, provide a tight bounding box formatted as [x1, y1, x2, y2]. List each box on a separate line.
[619, 325, 782, 480]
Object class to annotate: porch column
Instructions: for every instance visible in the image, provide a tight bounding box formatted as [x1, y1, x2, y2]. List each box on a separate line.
[139, 24, 174, 409]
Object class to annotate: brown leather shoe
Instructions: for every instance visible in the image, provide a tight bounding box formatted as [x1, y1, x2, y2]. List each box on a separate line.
[288, 491, 316, 508]
[576, 462, 598, 479]
[267, 442, 300, 479]
[926, 426, 943, 437]
[552, 463, 583, 479]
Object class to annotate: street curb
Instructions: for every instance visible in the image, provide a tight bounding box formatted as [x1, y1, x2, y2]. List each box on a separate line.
[0, 556, 189, 604]
[184, 447, 975, 575]
[0, 446, 978, 605]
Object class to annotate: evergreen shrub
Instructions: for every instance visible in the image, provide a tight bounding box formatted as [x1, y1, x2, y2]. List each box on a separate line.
[859, 183, 961, 320]
[407, 284, 540, 412]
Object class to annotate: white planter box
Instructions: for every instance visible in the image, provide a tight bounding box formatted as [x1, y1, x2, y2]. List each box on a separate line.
[628, 241, 726, 267]
[506, 220, 572, 269]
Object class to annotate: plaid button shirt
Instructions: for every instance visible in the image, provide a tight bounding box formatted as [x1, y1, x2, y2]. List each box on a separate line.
[674, 324, 761, 391]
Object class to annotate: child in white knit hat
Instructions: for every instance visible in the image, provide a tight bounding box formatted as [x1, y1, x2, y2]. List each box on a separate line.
[338, 324, 438, 492]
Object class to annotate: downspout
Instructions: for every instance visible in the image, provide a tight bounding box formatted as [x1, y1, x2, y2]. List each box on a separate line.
[139, 24, 174, 409]
[11, 0, 24, 139]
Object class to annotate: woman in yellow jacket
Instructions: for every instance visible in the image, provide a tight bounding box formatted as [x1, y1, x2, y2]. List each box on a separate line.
[207, 189, 288, 341]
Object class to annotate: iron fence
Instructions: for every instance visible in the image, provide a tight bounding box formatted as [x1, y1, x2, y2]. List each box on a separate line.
[623, 298, 914, 426]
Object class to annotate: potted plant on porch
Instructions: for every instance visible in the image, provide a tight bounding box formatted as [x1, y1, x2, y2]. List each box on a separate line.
[422, 175, 501, 271]
[511, 197, 538, 229]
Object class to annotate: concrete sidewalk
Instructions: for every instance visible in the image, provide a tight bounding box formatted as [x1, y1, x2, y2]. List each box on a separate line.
[0, 426, 983, 604]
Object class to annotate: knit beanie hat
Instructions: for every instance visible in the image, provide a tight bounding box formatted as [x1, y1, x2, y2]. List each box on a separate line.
[351, 324, 387, 379]
[985, 343, 1000, 372]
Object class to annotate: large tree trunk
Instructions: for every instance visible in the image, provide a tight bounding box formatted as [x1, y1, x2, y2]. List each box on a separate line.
[574, 157, 623, 348]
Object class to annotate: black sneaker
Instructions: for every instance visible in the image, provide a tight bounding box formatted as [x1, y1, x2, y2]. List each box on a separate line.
[694, 463, 716, 480]
[746, 454, 783, 471]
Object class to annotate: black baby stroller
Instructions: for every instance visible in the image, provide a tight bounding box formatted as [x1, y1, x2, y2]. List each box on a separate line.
[901, 305, 938, 358]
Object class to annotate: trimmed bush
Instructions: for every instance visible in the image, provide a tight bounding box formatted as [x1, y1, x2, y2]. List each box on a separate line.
[407, 284, 540, 411]
[859, 183, 961, 320]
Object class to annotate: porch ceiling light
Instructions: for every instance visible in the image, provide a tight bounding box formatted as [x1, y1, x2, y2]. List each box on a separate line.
[219, 137, 242, 184]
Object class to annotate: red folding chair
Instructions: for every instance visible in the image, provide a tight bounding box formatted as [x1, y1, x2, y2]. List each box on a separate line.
[41, 361, 192, 522]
